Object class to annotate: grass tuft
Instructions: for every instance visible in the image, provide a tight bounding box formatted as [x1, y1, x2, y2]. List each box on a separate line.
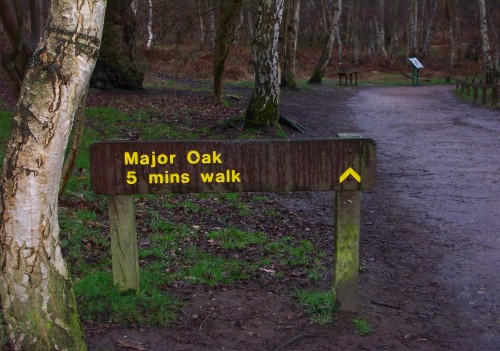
[295, 289, 337, 325]
[351, 317, 374, 336]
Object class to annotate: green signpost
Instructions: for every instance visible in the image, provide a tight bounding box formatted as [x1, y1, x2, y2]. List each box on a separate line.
[90, 138, 377, 312]
[409, 57, 424, 86]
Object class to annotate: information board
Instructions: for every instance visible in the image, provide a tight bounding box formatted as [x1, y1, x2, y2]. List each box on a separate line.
[409, 57, 424, 69]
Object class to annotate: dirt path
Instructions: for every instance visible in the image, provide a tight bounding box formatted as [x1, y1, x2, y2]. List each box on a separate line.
[287, 85, 500, 350]
[86, 85, 499, 351]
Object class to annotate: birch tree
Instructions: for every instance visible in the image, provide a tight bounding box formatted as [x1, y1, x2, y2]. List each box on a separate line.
[420, 0, 437, 58]
[407, 0, 418, 58]
[478, 0, 494, 84]
[146, 0, 154, 50]
[309, 0, 342, 83]
[0, 0, 106, 349]
[446, 0, 459, 80]
[281, 0, 301, 88]
[245, 0, 284, 127]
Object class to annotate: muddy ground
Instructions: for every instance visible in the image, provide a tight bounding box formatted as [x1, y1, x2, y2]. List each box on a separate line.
[80, 83, 500, 351]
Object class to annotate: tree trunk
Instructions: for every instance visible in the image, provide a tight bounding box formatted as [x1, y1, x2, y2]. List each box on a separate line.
[281, 0, 301, 88]
[309, 0, 342, 83]
[478, 0, 494, 84]
[420, 0, 437, 58]
[351, 0, 361, 67]
[196, 0, 206, 47]
[146, 0, 154, 50]
[376, 0, 388, 58]
[59, 88, 88, 196]
[407, 0, 418, 58]
[0, 0, 106, 349]
[0, 0, 42, 99]
[208, 1, 217, 51]
[446, 0, 459, 81]
[245, 0, 284, 127]
[90, 0, 143, 89]
[213, 0, 245, 100]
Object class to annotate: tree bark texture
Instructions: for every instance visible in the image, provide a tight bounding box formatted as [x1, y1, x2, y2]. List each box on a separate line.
[375, 0, 388, 58]
[281, 0, 301, 88]
[446, 0, 459, 80]
[478, 0, 494, 84]
[0, 0, 106, 349]
[59, 88, 88, 197]
[245, 0, 285, 127]
[90, 0, 143, 89]
[309, 0, 342, 83]
[407, 0, 418, 58]
[420, 0, 437, 58]
[0, 0, 43, 99]
[146, 0, 154, 50]
[213, 0, 245, 100]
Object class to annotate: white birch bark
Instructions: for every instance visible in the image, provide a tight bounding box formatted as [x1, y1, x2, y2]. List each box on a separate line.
[282, 0, 301, 88]
[245, 0, 284, 127]
[0, 0, 106, 349]
[478, 0, 494, 84]
[420, 0, 437, 58]
[131, 0, 138, 16]
[376, 0, 388, 57]
[309, 0, 342, 82]
[407, 0, 418, 58]
[147, 0, 153, 49]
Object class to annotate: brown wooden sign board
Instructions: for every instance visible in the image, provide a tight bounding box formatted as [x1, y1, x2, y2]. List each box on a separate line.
[90, 139, 376, 195]
[90, 138, 377, 312]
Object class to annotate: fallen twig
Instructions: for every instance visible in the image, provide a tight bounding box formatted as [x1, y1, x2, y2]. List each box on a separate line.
[116, 339, 146, 351]
[273, 333, 324, 351]
[371, 299, 401, 309]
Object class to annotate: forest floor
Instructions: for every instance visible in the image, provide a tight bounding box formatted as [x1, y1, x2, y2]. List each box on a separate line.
[1, 77, 498, 350]
[80, 82, 499, 351]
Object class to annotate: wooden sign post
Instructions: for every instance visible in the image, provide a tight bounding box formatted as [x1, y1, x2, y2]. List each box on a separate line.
[90, 138, 376, 312]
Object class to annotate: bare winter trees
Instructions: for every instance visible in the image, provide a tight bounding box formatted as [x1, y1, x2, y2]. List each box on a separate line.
[309, 0, 342, 83]
[0, 1, 106, 350]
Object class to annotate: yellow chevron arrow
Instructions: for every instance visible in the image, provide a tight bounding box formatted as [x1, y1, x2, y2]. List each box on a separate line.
[339, 167, 361, 183]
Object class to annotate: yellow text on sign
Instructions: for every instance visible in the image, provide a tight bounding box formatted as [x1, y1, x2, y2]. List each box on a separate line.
[339, 167, 361, 183]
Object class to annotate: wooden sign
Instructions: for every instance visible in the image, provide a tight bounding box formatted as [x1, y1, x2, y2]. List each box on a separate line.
[90, 139, 376, 195]
[90, 138, 377, 312]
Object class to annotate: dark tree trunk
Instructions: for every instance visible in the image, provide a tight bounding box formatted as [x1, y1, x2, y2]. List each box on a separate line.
[281, 0, 301, 88]
[213, 0, 245, 100]
[0, 0, 43, 99]
[90, 0, 144, 89]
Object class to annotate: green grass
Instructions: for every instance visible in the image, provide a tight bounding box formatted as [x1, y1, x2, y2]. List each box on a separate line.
[358, 73, 453, 87]
[264, 236, 319, 266]
[0, 100, 329, 327]
[295, 289, 337, 325]
[74, 272, 180, 325]
[0, 109, 13, 172]
[182, 254, 253, 286]
[207, 227, 267, 250]
[351, 317, 374, 336]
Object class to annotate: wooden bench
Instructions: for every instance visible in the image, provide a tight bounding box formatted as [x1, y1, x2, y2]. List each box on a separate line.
[338, 71, 359, 86]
